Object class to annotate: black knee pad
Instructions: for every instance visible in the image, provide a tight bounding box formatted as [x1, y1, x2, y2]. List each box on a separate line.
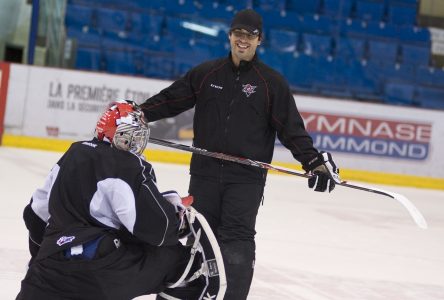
[220, 240, 255, 265]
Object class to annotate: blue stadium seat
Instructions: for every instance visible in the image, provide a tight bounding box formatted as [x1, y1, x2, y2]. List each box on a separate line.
[172, 38, 225, 75]
[144, 53, 175, 79]
[75, 47, 102, 71]
[366, 60, 415, 86]
[397, 26, 431, 45]
[301, 33, 332, 57]
[222, 0, 254, 11]
[259, 47, 285, 74]
[342, 19, 398, 40]
[345, 60, 381, 100]
[67, 27, 102, 47]
[164, 0, 200, 17]
[126, 0, 166, 11]
[103, 50, 136, 75]
[334, 36, 367, 60]
[386, 0, 418, 4]
[260, 10, 303, 32]
[367, 39, 399, 63]
[65, 3, 95, 28]
[102, 30, 130, 50]
[301, 14, 335, 34]
[268, 29, 299, 52]
[415, 65, 444, 87]
[253, 0, 286, 12]
[386, 62, 415, 82]
[286, 0, 321, 14]
[387, 3, 417, 26]
[284, 53, 315, 92]
[322, 0, 353, 19]
[312, 57, 350, 96]
[199, 2, 235, 22]
[400, 44, 430, 65]
[355, 0, 385, 22]
[96, 7, 129, 32]
[129, 13, 163, 37]
[415, 86, 444, 109]
[384, 82, 416, 105]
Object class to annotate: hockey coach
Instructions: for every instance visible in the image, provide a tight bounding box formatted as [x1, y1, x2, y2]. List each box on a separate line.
[141, 9, 341, 300]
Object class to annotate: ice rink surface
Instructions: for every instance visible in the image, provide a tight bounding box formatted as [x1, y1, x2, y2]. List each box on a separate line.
[1, 146, 443, 300]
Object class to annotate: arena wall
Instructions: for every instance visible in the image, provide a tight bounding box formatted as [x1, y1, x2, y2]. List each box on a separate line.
[1, 62, 443, 190]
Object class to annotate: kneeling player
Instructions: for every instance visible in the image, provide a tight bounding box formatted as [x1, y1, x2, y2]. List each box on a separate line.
[16, 100, 225, 300]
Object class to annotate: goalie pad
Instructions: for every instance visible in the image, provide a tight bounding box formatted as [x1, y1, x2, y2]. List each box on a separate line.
[158, 207, 226, 300]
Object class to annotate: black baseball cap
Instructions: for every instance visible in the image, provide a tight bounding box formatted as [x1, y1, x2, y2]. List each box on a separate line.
[230, 9, 262, 36]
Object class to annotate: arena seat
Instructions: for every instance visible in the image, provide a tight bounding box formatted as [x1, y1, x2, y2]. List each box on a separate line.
[284, 53, 315, 92]
[301, 14, 335, 34]
[415, 65, 444, 87]
[384, 82, 416, 105]
[268, 29, 299, 53]
[400, 44, 430, 65]
[286, 0, 321, 14]
[321, 0, 353, 19]
[66, 27, 102, 47]
[355, 0, 385, 22]
[301, 33, 333, 57]
[65, 3, 95, 29]
[129, 12, 164, 37]
[103, 49, 137, 74]
[387, 3, 417, 26]
[334, 36, 367, 61]
[96, 7, 129, 32]
[415, 86, 444, 109]
[367, 39, 399, 63]
[75, 47, 102, 71]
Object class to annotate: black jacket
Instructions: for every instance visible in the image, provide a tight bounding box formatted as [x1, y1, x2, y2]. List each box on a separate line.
[142, 53, 318, 183]
[24, 139, 180, 261]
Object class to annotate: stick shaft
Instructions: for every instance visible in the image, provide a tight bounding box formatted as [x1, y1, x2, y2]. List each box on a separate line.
[148, 137, 427, 229]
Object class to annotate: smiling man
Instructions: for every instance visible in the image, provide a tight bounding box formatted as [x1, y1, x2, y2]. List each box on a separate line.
[141, 9, 340, 300]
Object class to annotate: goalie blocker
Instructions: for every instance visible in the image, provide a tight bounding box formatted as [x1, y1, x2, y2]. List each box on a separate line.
[158, 207, 227, 300]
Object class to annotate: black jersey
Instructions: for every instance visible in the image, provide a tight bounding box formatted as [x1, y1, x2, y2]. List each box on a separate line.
[26, 139, 180, 260]
[141, 53, 318, 183]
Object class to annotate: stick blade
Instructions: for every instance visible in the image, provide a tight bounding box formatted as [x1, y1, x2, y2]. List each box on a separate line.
[344, 182, 428, 229]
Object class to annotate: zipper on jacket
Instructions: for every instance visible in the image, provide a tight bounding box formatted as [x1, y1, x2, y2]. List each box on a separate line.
[221, 69, 240, 181]
[223, 70, 240, 144]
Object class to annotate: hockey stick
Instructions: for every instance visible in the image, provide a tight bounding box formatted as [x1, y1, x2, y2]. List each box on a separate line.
[148, 137, 428, 229]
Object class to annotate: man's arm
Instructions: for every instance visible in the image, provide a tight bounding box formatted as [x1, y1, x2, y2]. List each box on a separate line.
[140, 70, 198, 122]
[23, 162, 61, 260]
[269, 77, 318, 165]
[269, 77, 340, 192]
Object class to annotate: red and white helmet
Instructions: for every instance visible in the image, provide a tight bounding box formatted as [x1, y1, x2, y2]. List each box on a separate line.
[95, 100, 149, 155]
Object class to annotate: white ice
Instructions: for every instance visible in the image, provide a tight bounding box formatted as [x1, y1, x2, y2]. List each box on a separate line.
[1, 146, 443, 300]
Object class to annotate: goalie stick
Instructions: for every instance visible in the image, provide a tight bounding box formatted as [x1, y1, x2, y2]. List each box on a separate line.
[148, 137, 428, 229]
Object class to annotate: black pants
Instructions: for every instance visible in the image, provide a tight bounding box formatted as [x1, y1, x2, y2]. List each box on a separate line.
[17, 239, 189, 300]
[189, 175, 265, 300]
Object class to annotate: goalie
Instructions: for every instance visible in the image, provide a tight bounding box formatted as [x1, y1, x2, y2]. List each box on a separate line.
[16, 100, 225, 300]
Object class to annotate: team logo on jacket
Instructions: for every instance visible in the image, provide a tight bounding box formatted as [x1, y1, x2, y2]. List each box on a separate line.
[242, 84, 257, 98]
[56, 236, 76, 246]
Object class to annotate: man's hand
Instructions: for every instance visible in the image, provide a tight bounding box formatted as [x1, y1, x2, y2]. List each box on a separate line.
[303, 152, 340, 192]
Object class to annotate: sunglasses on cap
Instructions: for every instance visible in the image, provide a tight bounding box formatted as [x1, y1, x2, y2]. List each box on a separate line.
[230, 29, 259, 41]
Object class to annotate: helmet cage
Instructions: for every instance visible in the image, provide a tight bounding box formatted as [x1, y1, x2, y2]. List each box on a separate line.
[113, 121, 150, 155]
[95, 100, 149, 156]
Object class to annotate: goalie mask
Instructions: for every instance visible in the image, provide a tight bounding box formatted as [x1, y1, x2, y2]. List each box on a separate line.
[95, 100, 149, 155]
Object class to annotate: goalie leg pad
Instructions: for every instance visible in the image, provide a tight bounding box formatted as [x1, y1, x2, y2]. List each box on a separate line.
[159, 207, 226, 300]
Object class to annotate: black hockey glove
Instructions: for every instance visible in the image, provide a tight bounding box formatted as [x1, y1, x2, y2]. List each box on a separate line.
[303, 151, 341, 193]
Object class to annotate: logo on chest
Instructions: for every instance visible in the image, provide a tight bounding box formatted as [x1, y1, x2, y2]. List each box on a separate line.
[241, 84, 257, 98]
